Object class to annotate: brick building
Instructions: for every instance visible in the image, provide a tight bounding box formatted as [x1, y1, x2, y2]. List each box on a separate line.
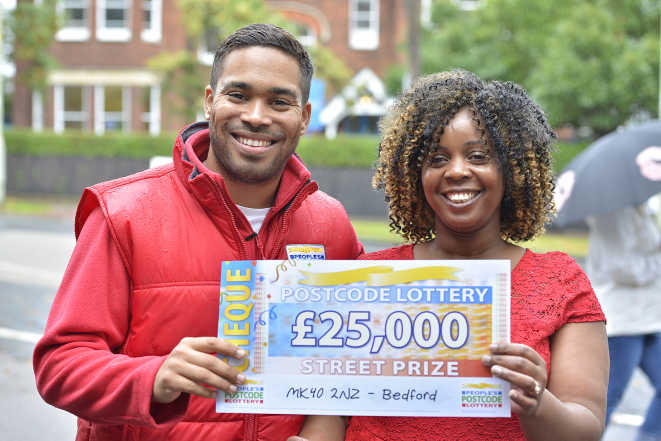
[12, 0, 422, 135]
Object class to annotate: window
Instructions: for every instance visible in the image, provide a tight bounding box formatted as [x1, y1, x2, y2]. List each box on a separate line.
[141, 0, 162, 42]
[143, 0, 152, 29]
[94, 86, 130, 134]
[103, 86, 125, 131]
[198, 26, 221, 65]
[140, 86, 150, 132]
[105, 0, 129, 28]
[53, 85, 89, 133]
[421, 0, 432, 28]
[96, 0, 131, 42]
[56, 0, 90, 41]
[291, 22, 316, 47]
[348, 0, 379, 50]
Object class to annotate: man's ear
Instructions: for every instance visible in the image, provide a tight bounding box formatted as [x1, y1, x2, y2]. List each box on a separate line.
[299, 102, 312, 136]
[204, 85, 214, 119]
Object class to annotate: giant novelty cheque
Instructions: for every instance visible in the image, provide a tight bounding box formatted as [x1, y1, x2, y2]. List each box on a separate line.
[216, 258, 511, 417]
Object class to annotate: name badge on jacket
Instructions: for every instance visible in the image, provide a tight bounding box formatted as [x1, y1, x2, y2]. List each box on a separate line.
[286, 244, 326, 261]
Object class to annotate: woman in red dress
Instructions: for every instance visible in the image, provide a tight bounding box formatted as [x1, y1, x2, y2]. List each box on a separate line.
[290, 70, 608, 441]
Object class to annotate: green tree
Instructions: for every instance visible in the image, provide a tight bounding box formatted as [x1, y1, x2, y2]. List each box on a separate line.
[529, 1, 659, 135]
[177, 0, 287, 42]
[306, 45, 352, 95]
[422, 0, 660, 135]
[9, 0, 60, 92]
[148, 51, 207, 123]
[421, 0, 573, 83]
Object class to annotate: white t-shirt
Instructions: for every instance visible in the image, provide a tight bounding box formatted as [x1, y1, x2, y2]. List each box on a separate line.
[236, 204, 271, 233]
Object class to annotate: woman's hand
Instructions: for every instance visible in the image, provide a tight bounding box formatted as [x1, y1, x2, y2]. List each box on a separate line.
[482, 342, 547, 416]
[482, 323, 607, 441]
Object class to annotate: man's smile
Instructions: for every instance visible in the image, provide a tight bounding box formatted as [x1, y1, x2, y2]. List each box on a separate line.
[233, 135, 276, 148]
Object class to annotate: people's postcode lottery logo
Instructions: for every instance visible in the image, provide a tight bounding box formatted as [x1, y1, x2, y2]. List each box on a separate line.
[225, 385, 265, 405]
[460, 383, 503, 410]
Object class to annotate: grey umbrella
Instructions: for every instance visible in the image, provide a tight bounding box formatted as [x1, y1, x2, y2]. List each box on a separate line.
[553, 120, 661, 228]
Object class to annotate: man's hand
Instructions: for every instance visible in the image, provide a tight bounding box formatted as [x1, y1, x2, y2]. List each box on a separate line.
[152, 337, 247, 404]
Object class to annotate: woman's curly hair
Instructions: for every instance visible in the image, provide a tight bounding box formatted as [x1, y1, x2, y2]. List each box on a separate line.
[374, 69, 557, 243]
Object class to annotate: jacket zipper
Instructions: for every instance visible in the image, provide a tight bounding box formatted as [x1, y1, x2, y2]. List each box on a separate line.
[267, 179, 316, 257]
[207, 175, 250, 259]
[245, 413, 256, 440]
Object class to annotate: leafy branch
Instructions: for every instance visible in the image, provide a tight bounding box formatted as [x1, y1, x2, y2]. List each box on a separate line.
[9, 0, 60, 92]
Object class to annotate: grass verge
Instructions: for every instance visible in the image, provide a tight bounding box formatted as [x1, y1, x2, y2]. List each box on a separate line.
[351, 218, 588, 258]
[0, 196, 79, 218]
[0, 197, 52, 216]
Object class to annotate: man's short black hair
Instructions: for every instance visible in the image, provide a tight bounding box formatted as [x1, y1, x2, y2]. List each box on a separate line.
[209, 23, 314, 105]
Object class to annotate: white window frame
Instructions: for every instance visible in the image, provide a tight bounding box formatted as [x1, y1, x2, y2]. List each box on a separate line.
[32, 90, 43, 132]
[141, 0, 162, 43]
[56, 0, 90, 42]
[421, 0, 432, 28]
[348, 0, 379, 50]
[293, 23, 317, 47]
[197, 47, 214, 67]
[96, 0, 131, 42]
[53, 85, 89, 133]
[140, 85, 161, 135]
[454, 0, 483, 10]
[94, 85, 131, 134]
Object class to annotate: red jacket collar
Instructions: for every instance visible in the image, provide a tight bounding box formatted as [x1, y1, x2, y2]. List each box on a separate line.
[173, 122, 314, 214]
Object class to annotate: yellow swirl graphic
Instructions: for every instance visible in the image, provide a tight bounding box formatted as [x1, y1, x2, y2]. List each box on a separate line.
[368, 266, 459, 285]
[463, 383, 500, 389]
[298, 266, 393, 285]
[299, 266, 459, 286]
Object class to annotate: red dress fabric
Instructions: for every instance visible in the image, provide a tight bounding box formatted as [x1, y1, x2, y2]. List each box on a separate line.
[347, 245, 605, 441]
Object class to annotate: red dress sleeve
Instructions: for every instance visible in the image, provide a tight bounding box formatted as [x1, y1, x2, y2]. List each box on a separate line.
[560, 254, 607, 324]
[511, 250, 605, 331]
[33, 207, 188, 426]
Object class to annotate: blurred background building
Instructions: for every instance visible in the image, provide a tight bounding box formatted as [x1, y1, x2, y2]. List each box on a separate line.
[8, 0, 444, 137]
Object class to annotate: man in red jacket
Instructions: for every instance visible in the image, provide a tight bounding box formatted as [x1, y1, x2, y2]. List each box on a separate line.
[33, 24, 363, 441]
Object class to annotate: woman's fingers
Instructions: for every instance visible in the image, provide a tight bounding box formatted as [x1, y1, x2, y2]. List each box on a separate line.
[482, 342, 547, 416]
[490, 365, 545, 416]
[489, 364, 543, 397]
[483, 354, 544, 385]
[490, 343, 545, 366]
[509, 387, 544, 415]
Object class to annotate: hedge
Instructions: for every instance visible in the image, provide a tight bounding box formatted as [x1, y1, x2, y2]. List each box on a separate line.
[5, 128, 175, 159]
[4, 128, 587, 171]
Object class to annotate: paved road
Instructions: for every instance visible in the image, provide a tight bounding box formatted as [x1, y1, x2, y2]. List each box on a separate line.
[0, 214, 78, 439]
[0, 213, 652, 440]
